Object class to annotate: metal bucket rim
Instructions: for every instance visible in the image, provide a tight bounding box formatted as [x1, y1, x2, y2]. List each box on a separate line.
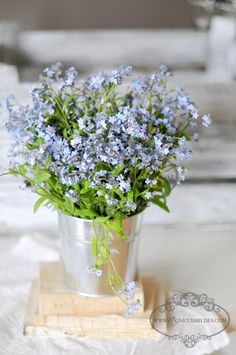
[58, 210, 144, 223]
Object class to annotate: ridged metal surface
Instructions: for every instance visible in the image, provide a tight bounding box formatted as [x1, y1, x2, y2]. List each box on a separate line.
[58, 211, 143, 296]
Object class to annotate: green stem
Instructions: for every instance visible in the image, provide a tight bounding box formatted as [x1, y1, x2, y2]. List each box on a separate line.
[50, 89, 70, 130]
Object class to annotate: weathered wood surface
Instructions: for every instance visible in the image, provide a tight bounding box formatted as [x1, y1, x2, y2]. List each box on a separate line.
[17, 30, 207, 70]
[0, 64, 19, 83]
[2, 27, 236, 81]
[6, 26, 232, 82]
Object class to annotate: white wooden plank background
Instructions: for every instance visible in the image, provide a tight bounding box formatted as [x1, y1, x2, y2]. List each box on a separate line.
[17, 30, 207, 69]
[6, 26, 233, 83]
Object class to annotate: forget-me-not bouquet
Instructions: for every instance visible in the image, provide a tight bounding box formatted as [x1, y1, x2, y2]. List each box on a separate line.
[3, 63, 211, 314]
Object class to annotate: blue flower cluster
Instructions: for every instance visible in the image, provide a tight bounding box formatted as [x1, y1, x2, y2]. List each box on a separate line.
[2, 63, 211, 314]
[4, 63, 211, 219]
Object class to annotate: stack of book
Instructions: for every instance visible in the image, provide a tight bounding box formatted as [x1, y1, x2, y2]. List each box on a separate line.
[24, 261, 165, 339]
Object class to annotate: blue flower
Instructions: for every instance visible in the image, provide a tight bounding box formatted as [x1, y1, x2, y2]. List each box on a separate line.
[177, 166, 186, 183]
[202, 114, 212, 127]
[154, 135, 163, 148]
[3, 63, 211, 226]
[90, 73, 105, 90]
[87, 266, 102, 277]
[125, 300, 142, 316]
[126, 281, 138, 293]
[178, 95, 189, 110]
[125, 201, 137, 212]
[64, 67, 78, 86]
[144, 192, 152, 200]
[43, 62, 64, 78]
[178, 136, 186, 146]
[133, 79, 143, 92]
[110, 248, 119, 255]
[65, 189, 79, 203]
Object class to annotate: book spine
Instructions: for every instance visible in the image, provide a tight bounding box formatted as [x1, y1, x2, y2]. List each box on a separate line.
[38, 294, 130, 316]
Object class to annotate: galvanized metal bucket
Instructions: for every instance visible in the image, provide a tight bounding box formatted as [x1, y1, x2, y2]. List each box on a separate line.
[58, 211, 143, 297]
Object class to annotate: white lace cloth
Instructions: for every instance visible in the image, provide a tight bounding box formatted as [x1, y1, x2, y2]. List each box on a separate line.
[0, 234, 230, 355]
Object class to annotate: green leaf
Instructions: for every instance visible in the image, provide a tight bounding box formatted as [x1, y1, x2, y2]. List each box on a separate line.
[110, 218, 125, 237]
[152, 197, 170, 212]
[96, 162, 111, 171]
[91, 236, 99, 257]
[36, 137, 45, 146]
[78, 209, 98, 219]
[33, 196, 47, 213]
[95, 216, 110, 224]
[44, 155, 52, 169]
[162, 177, 171, 197]
[36, 171, 51, 182]
[113, 188, 125, 201]
[18, 165, 26, 176]
[127, 190, 134, 203]
[63, 128, 68, 138]
[112, 165, 125, 175]
[137, 168, 149, 181]
[9, 168, 18, 175]
[96, 258, 107, 267]
[100, 244, 109, 259]
[62, 94, 76, 111]
[80, 180, 91, 193]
